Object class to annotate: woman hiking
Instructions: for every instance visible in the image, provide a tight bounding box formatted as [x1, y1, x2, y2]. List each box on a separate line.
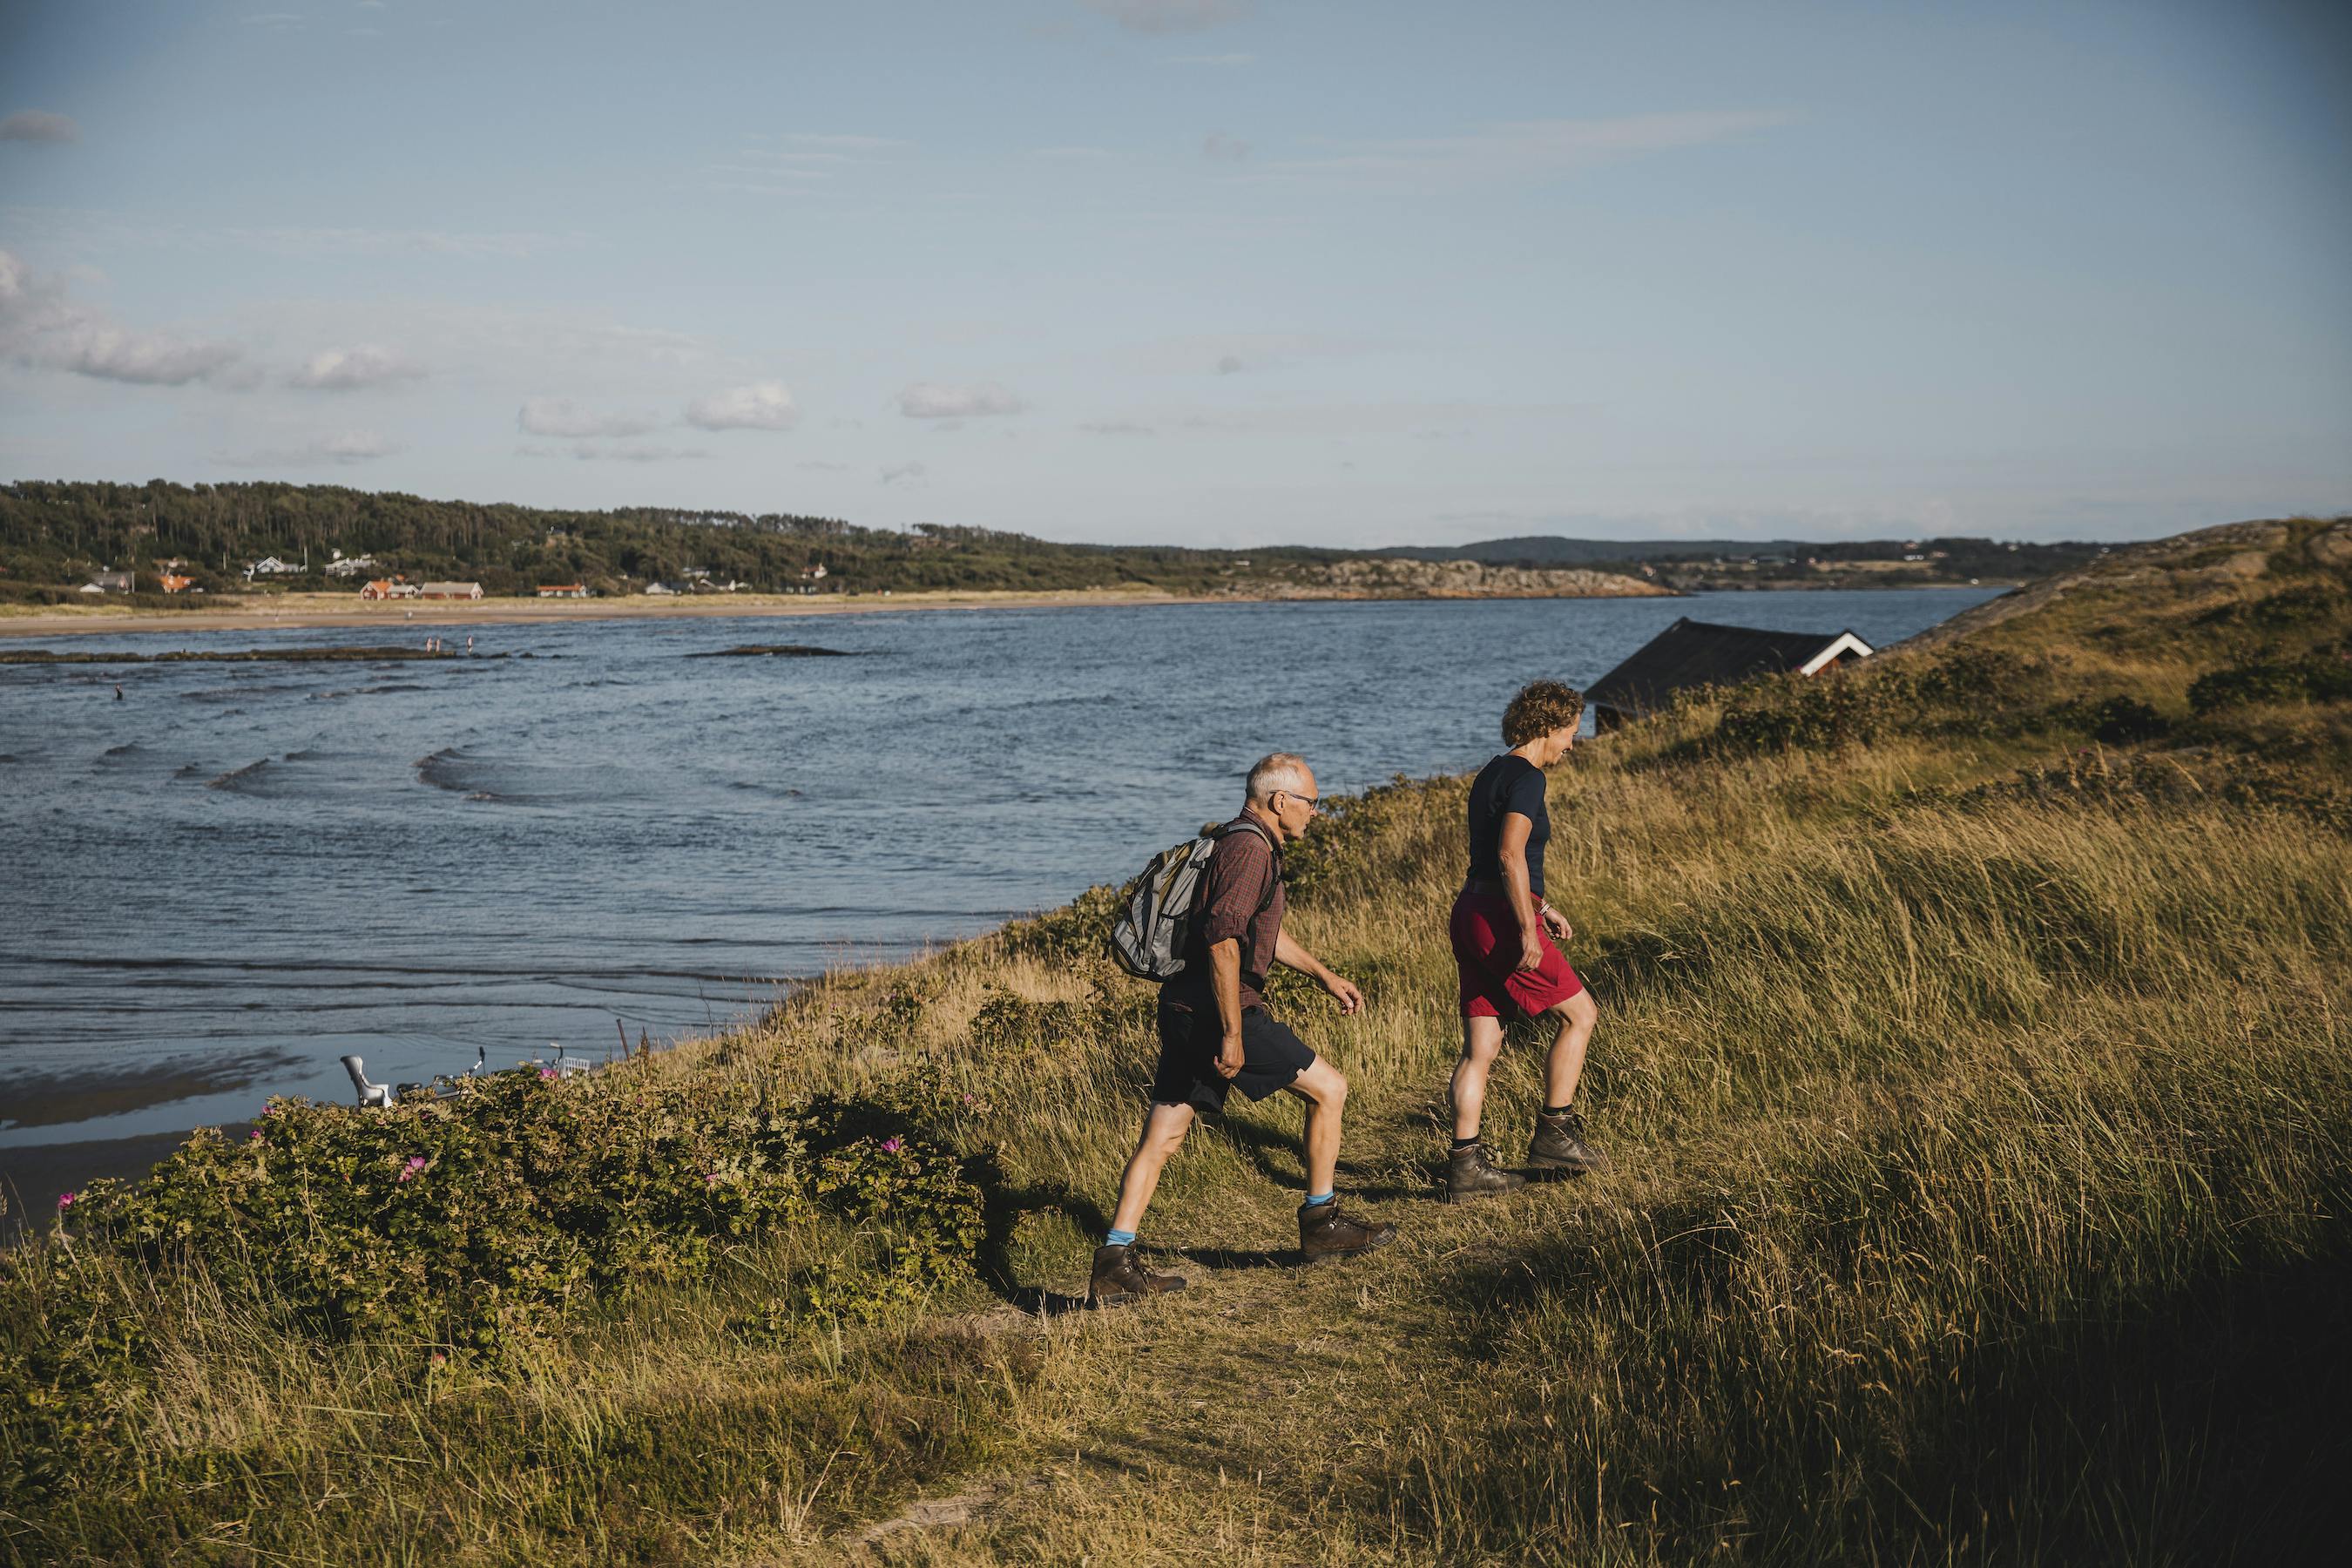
[1442, 679, 1608, 1200]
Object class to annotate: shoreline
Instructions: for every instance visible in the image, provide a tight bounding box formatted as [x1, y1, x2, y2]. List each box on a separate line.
[0, 582, 1694, 639]
[0, 572, 1990, 1214]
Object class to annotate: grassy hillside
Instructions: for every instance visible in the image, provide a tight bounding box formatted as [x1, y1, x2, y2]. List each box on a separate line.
[4, 517, 2347, 1565]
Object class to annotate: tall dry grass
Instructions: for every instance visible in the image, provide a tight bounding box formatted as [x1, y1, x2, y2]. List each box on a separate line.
[6, 520, 2348, 1565]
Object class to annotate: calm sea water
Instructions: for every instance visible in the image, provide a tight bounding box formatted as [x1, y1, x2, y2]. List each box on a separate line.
[0, 588, 1995, 1144]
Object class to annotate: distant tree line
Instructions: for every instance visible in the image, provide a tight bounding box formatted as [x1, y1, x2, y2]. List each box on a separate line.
[0, 478, 2099, 604]
[0, 479, 1331, 601]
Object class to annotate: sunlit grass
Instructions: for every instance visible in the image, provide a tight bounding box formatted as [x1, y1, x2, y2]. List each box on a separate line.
[5, 518, 2348, 1565]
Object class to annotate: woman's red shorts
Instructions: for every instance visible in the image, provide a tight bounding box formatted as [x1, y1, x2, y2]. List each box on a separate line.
[1449, 890, 1585, 1020]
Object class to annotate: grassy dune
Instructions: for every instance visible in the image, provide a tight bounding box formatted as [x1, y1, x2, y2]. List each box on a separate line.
[5, 518, 2348, 1565]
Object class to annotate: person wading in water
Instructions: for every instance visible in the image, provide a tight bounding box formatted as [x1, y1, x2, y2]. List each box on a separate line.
[1440, 680, 1608, 1200]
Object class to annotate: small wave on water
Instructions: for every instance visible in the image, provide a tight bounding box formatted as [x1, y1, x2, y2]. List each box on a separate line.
[206, 759, 275, 793]
[415, 746, 525, 803]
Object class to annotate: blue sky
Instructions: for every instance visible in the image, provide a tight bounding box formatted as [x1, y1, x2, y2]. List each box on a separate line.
[2, 0, 2346, 545]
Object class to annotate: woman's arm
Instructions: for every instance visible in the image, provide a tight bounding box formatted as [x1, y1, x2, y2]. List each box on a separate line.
[1497, 813, 1544, 971]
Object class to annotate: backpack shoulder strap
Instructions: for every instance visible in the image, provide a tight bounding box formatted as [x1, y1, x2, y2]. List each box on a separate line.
[1214, 817, 1282, 914]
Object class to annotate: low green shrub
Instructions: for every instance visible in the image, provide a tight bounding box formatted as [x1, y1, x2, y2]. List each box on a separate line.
[4, 1068, 990, 1504]
[2188, 652, 2352, 714]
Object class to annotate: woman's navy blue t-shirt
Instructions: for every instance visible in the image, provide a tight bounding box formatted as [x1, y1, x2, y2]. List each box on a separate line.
[1466, 753, 1551, 895]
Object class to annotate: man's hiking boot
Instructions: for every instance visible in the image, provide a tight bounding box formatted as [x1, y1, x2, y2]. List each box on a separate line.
[1299, 1202, 1398, 1262]
[1443, 1142, 1528, 1202]
[1528, 1108, 1610, 1176]
[1088, 1243, 1187, 1308]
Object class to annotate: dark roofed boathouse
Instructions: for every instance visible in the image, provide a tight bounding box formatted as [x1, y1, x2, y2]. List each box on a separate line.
[1586, 618, 1876, 732]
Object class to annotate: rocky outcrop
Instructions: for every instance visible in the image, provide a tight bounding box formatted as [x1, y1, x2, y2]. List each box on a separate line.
[1232, 558, 1673, 601]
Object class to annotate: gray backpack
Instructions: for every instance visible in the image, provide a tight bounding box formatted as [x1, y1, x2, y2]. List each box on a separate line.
[1107, 819, 1276, 981]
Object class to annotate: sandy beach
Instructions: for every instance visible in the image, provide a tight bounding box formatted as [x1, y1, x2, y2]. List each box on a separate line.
[0, 585, 1224, 639]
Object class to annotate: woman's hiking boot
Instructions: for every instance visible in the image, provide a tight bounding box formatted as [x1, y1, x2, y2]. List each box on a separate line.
[1443, 1142, 1528, 1202]
[1527, 1108, 1610, 1175]
[1088, 1244, 1188, 1308]
[1299, 1202, 1398, 1262]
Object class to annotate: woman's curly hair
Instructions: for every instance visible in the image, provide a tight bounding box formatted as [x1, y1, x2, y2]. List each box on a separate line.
[1502, 679, 1585, 747]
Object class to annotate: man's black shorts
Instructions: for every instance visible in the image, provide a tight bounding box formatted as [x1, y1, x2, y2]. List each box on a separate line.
[1151, 1002, 1315, 1114]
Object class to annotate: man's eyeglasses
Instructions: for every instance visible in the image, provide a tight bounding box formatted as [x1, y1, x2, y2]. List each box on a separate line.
[1277, 791, 1321, 815]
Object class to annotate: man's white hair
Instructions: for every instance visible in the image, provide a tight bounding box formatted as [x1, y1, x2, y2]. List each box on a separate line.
[1246, 752, 1312, 803]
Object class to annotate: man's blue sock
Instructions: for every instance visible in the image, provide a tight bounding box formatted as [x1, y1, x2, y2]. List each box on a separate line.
[1301, 1192, 1335, 1211]
[1105, 1227, 1137, 1248]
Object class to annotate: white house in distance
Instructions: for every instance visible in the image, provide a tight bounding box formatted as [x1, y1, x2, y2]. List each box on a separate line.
[537, 583, 588, 598]
[324, 552, 379, 578]
[245, 556, 301, 579]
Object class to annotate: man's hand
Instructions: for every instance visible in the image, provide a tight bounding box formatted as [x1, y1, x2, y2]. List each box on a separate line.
[1517, 929, 1547, 973]
[1540, 905, 1574, 944]
[1216, 1030, 1246, 1079]
[1321, 973, 1365, 1016]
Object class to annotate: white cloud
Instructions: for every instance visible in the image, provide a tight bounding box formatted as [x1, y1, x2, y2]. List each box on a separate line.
[241, 13, 306, 27]
[571, 443, 708, 463]
[1085, 1, 1250, 34]
[0, 247, 245, 386]
[289, 342, 426, 390]
[878, 460, 928, 485]
[896, 382, 1024, 419]
[221, 429, 397, 468]
[1202, 132, 1252, 162]
[1166, 52, 1254, 66]
[0, 110, 78, 144]
[516, 396, 659, 438]
[686, 381, 799, 431]
[1274, 112, 1795, 187]
[1080, 421, 1155, 436]
[798, 459, 851, 471]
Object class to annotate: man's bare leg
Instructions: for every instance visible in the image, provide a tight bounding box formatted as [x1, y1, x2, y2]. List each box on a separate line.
[1109, 1101, 1195, 1237]
[1094, 1102, 1198, 1306]
[1284, 1055, 1396, 1259]
[1284, 1055, 1348, 1197]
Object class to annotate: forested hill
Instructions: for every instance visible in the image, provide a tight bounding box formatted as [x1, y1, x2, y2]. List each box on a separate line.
[1, 477, 2099, 600]
[0, 479, 1328, 599]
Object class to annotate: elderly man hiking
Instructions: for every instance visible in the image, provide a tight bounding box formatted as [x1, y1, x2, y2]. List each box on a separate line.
[1442, 679, 1609, 1201]
[1092, 752, 1398, 1308]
